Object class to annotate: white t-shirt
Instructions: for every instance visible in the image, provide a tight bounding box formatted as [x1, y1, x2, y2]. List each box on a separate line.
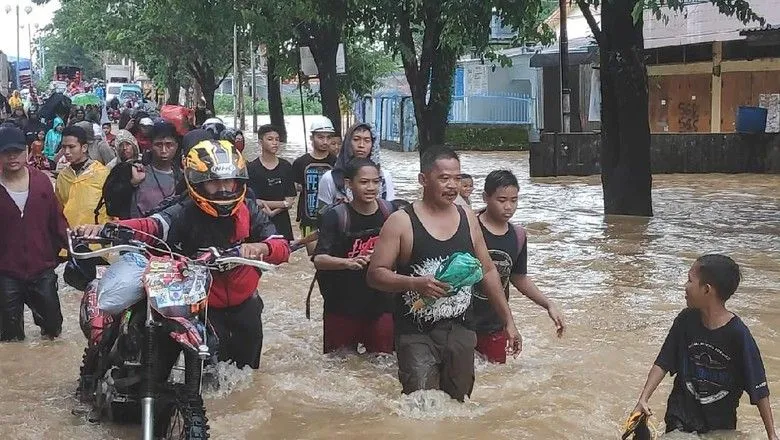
[1, 181, 29, 215]
[317, 168, 395, 205]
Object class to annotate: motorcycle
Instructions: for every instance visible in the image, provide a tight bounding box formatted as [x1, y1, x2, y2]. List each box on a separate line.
[69, 224, 275, 439]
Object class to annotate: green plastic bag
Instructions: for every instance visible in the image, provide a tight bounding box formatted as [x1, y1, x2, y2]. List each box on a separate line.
[412, 252, 483, 311]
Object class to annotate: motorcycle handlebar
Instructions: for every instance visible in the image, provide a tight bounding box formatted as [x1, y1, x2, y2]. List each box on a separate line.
[209, 256, 276, 273]
[68, 229, 276, 273]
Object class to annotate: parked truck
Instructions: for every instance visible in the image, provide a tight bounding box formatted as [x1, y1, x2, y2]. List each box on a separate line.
[105, 64, 133, 83]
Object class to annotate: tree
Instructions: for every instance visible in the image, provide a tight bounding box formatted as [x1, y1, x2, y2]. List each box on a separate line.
[35, 31, 103, 81]
[50, 0, 236, 111]
[374, 0, 551, 152]
[296, 8, 348, 134]
[576, 0, 762, 216]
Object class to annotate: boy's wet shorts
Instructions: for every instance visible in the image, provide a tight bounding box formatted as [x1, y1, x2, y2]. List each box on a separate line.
[476, 330, 507, 364]
[396, 320, 477, 402]
[323, 312, 394, 354]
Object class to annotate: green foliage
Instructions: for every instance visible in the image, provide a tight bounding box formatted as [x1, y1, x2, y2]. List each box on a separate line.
[581, 0, 764, 27]
[445, 123, 530, 151]
[338, 38, 400, 102]
[368, 0, 553, 149]
[49, 0, 236, 109]
[214, 93, 321, 116]
[35, 31, 103, 82]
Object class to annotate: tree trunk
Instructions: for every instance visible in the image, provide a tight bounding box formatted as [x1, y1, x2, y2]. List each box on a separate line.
[267, 54, 287, 142]
[165, 74, 180, 105]
[201, 80, 216, 114]
[599, 0, 653, 216]
[310, 34, 341, 135]
[417, 47, 458, 152]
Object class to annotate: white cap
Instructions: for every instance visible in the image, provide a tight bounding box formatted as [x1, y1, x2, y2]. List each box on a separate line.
[310, 117, 336, 133]
[139, 117, 154, 126]
[203, 117, 224, 126]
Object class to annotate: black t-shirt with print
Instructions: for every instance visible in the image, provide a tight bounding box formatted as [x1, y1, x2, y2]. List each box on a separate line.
[655, 308, 770, 433]
[313, 204, 393, 317]
[247, 158, 296, 240]
[472, 219, 527, 334]
[291, 153, 336, 227]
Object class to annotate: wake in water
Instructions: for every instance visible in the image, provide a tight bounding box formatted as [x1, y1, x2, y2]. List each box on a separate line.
[394, 390, 486, 420]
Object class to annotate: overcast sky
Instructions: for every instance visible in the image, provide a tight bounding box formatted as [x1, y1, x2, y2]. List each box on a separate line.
[0, 0, 59, 61]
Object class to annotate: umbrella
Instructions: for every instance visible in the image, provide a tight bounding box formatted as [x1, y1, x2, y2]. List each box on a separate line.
[71, 92, 102, 107]
[38, 92, 72, 121]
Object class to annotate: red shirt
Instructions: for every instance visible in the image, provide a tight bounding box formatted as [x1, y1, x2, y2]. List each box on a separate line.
[0, 167, 69, 280]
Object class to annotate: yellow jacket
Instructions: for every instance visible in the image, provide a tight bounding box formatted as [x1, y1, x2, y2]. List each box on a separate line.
[55, 160, 109, 227]
[8, 92, 22, 110]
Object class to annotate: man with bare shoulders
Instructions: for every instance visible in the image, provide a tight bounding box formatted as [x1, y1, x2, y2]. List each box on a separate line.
[367, 146, 521, 402]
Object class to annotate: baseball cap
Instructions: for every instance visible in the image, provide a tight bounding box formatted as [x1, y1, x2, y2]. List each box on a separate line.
[310, 118, 336, 133]
[0, 126, 27, 153]
[139, 117, 154, 126]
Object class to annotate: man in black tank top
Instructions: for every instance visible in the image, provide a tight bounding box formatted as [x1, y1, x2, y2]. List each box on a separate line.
[368, 147, 522, 402]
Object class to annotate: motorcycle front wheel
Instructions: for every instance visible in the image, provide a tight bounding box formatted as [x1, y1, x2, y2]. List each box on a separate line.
[155, 384, 209, 440]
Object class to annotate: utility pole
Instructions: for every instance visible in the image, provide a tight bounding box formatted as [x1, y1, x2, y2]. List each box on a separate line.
[233, 23, 238, 128]
[559, 0, 571, 133]
[250, 31, 257, 134]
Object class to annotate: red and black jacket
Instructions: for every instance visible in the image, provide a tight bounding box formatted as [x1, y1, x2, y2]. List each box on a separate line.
[117, 197, 289, 308]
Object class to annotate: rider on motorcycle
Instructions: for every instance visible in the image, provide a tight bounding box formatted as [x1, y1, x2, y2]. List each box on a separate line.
[78, 139, 290, 369]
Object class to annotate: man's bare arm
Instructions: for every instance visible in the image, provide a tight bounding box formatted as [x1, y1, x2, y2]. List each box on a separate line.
[367, 211, 414, 293]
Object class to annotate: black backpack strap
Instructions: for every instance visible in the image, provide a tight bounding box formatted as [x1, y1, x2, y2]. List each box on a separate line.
[512, 223, 527, 252]
[305, 274, 317, 320]
[334, 203, 350, 233]
[377, 198, 394, 219]
[94, 196, 105, 223]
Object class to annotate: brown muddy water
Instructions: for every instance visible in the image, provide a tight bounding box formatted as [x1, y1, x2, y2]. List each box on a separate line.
[0, 145, 778, 439]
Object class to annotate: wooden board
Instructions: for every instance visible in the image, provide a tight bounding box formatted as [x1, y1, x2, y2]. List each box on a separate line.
[648, 74, 711, 133]
[720, 71, 780, 132]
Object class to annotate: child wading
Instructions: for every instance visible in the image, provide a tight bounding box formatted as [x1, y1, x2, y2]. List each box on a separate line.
[633, 255, 778, 438]
[312, 158, 395, 354]
[473, 170, 564, 363]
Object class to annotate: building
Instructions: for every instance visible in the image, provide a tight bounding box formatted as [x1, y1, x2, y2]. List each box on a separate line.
[453, 46, 538, 135]
[534, 0, 780, 134]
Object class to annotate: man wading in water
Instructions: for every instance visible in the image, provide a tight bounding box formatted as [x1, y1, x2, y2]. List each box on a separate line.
[368, 146, 521, 401]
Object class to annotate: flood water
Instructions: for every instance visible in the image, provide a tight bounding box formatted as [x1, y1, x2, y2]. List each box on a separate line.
[1, 136, 779, 439]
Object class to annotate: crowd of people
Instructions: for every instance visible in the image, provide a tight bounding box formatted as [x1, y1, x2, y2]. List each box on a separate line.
[0, 98, 778, 438]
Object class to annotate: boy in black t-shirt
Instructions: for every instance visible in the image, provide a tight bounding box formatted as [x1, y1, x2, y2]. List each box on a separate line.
[291, 119, 337, 253]
[473, 170, 564, 363]
[633, 255, 778, 438]
[248, 125, 297, 240]
[312, 158, 394, 354]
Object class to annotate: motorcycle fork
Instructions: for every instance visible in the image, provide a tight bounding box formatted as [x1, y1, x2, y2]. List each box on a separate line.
[141, 303, 157, 440]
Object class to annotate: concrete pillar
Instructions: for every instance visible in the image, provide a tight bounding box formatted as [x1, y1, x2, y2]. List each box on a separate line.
[711, 41, 723, 133]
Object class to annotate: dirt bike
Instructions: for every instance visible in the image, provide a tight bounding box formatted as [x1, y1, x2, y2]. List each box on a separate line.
[69, 224, 275, 440]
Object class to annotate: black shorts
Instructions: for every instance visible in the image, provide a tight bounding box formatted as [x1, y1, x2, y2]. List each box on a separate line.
[396, 320, 477, 402]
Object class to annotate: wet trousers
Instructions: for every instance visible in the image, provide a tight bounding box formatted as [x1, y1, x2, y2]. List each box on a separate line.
[0, 269, 63, 341]
[209, 294, 265, 369]
[396, 320, 477, 402]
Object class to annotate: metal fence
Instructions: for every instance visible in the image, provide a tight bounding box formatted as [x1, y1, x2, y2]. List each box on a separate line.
[357, 92, 536, 152]
[449, 93, 535, 125]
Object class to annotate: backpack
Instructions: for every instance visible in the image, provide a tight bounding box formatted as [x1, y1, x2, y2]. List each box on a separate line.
[305, 198, 395, 319]
[94, 161, 134, 222]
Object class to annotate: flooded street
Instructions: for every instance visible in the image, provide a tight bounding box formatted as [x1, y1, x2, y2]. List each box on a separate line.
[1, 140, 779, 439]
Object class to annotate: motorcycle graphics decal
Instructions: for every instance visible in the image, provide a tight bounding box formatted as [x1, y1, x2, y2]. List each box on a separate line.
[144, 257, 211, 317]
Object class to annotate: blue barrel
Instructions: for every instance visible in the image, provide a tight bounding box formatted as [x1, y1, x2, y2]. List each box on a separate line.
[736, 106, 768, 134]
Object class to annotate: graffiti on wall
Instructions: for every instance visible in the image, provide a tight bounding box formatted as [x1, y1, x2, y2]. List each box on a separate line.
[678, 102, 699, 132]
